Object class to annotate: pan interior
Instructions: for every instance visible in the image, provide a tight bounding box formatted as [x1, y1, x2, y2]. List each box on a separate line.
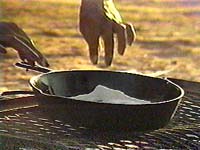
[30, 71, 183, 103]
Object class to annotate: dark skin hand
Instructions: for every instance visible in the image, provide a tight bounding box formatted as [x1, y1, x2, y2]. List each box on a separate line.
[0, 1, 134, 67]
[80, 0, 136, 66]
[0, 22, 49, 67]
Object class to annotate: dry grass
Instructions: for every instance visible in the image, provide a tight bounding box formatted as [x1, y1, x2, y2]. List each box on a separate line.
[0, 0, 200, 91]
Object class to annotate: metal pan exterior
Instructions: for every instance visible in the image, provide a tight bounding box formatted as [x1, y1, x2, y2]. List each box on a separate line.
[34, 94, 181, 131]
[29, 70, 184, 131]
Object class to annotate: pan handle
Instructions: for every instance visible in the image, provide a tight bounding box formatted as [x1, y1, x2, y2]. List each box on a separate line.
[163, 77, 185, 97]
[15, 62, 51, 73]
[0, 91, 38, 113]
[0, 95, 38, 113]
[1, 90, 34, 96]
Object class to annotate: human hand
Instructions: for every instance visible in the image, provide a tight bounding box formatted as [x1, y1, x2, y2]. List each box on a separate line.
[80, 0, 136, 66]
[0, 22, 49, 67]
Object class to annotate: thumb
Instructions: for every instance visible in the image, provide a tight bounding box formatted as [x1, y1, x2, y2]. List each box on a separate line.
[113, 22, 126, 55]
[125, 23, 136, 46]
[0, 44, 7, 54]
[29, 40, 50, 67]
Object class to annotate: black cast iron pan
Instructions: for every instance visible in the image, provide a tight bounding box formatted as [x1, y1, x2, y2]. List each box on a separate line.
[2, 62, 184, 131]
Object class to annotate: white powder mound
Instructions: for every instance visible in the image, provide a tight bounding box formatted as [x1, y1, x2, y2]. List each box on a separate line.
[69, 85, 151, 104]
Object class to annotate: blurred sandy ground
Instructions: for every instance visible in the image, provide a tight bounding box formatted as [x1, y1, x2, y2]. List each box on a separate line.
[0, 0, 200, 92]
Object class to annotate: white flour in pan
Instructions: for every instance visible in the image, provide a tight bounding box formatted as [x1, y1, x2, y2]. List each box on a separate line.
[69, 85, 151, 104]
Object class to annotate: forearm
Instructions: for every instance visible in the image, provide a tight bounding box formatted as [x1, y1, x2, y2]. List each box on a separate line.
[80, 0, 104, 21]
[81, 0, 103, 13]
[81, 0, 103, 6]
[81, 0, 113, 10]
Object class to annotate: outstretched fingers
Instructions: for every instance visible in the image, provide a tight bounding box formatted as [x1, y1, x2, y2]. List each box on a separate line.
[0, 35, 39, 65]
[9, 24, 49, 67]
[80, 18, 101, 65]
[24, 39, 49, 67]
[125, 23, 136, 46]
[102, 22, 114, 66]
[113, 22, 126, 55]
[81, 29, 100, 65]
[88, 37, 99, 65]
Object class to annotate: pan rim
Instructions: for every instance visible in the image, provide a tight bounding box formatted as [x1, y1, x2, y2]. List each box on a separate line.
[29, 70, 185, 106]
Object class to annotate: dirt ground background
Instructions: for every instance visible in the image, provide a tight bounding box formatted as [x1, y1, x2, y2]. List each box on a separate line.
[0, 0, 200, 92]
